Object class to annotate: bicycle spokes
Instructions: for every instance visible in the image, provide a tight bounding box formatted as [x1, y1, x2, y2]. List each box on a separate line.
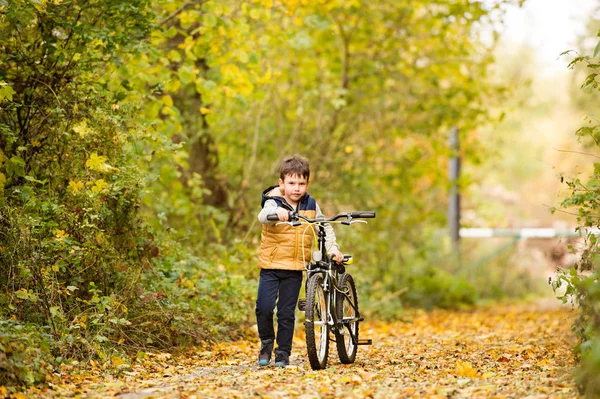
[305, 273, 329, 370]
[335, 273, 359, 364]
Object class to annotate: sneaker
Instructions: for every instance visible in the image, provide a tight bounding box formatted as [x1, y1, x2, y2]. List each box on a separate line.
[274, 350, 289, 367]
[297, 298, 306, 312]
[258, 339, 273, 366]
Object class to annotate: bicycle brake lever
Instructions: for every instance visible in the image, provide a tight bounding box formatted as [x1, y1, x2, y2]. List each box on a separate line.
[349, 220, 367, 224]
[341, 219, 367, 225]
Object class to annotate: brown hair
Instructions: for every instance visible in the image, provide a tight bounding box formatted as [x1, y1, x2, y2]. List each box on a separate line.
[280, 156, 310, 181]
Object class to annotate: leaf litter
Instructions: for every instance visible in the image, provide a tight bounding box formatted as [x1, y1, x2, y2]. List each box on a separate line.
[22, 302, 579, 399]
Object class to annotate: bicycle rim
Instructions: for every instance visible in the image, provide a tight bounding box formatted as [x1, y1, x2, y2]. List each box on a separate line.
[305, 273, 329, 370]
[335, 273, 358, 364]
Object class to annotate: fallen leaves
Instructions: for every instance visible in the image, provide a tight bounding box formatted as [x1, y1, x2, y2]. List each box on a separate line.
[455, 360, 478, 378]
[21, 302, 579, 399]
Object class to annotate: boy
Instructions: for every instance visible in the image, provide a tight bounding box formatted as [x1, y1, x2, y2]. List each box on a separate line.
[256, 156, 343, 367]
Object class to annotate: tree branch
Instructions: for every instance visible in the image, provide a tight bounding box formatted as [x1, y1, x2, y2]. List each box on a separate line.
[159, 0, 204, 26]
[553, 148, 600, 160]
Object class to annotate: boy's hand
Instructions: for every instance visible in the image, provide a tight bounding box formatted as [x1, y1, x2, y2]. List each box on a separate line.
[331, 249, 343, 263]
[276, 208, 289, 221]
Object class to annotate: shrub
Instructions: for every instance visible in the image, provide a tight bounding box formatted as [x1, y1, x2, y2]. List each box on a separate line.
[0, 319, 55, 386]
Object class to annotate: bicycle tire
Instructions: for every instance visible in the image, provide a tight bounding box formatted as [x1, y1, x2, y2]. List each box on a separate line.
[335, 273, 358, 364]
[305, 273, 329, 370]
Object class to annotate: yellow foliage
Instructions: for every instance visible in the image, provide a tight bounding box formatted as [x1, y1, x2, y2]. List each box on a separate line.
[73, 120, 93, 138]
[86, 152, 112, 172]
[68, 180, 84, 194]
[111, 356, 125, 367]
[91, 179, 108, 193]
[162, 95, 173, 107]
[455, 361, 478, 378]
[54, 230, 69, 239]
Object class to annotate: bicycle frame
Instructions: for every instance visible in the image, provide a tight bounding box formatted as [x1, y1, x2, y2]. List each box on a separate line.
[306, 222, 360, 342]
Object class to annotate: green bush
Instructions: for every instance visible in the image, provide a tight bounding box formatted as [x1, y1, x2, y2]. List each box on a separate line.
[0, 319, 55, 386]
[553, 264, 600, 397]
[121, 249, 257, 348]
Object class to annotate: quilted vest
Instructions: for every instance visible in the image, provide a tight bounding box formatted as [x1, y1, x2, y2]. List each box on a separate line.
[258, 186, 317, 270]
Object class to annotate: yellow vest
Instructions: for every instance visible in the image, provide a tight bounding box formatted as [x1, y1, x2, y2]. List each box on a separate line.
[258, 209, 317, 270]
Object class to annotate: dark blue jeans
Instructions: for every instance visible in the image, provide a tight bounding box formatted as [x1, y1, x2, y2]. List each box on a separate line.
[255, 269, 303, 356]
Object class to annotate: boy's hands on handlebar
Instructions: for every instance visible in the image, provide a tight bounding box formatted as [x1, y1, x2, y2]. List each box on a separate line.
[330, 248, 343, 263]
[276, 207, 290, 221]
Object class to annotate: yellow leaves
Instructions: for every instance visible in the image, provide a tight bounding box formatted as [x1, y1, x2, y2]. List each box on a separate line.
[167, 50, 181, 63]
[454, 360, 479, 378]
[0, 81, 15, 101]
[221, 64, 241, 80]
[91, 179, 108, 193]
[90, 38, 106, 48]
[110, 356, 127, 367]
[162, 95, 173, 107]
[199, 107, 211, 115]
[236, 50, 249, 64]
[339, 373, 363, 385]
[249, 8, 261, 20]
[68, 180, 84, 194]
[54, 230, 69, 239]
[73, 120, 94, 138]
[178, 277, 195, 290]
[86, 152, 113, 172]
[256, 65, 272, 84]
[70, 178, 108, 195]
[20, 304, 577, 398]
[165, 79, 181, 92]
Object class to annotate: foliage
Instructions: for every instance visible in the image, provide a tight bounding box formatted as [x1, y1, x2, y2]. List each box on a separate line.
[125, 242, 256, 349]
[136, 0, 524, 310]
[0, 319, 54, 387]
[553, 29, 600, 397]
[0, 0, 157, 379]
[0, 0, 252, 386]
[0, 0, 536, 388]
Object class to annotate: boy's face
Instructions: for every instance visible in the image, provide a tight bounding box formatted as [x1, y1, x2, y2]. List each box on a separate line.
[279, 173, 309, 205]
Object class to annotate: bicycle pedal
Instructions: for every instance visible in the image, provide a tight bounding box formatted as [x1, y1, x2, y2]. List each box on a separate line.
[357, 339, 372, 345]
[297, 298, 306, 312]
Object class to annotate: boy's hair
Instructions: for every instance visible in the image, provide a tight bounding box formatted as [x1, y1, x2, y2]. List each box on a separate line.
[280, 156, 310, 181]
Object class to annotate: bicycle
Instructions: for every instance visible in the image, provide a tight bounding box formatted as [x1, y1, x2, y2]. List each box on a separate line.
[267, 210, 376, 370]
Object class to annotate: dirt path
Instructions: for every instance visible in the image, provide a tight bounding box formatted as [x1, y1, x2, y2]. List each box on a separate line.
[27, 301, 579, 399]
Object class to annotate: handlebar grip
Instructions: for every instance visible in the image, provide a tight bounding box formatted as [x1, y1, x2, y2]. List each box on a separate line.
[267, 214, 279, 221]
[350, 211, 376, 219]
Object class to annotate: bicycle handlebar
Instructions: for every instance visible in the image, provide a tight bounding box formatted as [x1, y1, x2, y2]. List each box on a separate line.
[266, 211, 376, 223]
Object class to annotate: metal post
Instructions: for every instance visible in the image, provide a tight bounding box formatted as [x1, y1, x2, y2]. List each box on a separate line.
[449, 127, 460, 250]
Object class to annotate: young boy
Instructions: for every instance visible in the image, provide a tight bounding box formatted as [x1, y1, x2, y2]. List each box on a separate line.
[256, 156, 343, 367]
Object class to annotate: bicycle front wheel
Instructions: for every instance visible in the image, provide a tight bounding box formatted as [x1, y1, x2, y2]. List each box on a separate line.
[335, 273, 358, 364]
[304, 273, 329, 370]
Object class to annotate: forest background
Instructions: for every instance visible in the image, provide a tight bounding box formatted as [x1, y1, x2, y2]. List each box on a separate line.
[2, 0, 600, 395]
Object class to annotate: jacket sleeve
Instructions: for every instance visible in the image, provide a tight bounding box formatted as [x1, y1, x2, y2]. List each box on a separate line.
[315, 202, 341, 253]
[258, 199, 279, 224]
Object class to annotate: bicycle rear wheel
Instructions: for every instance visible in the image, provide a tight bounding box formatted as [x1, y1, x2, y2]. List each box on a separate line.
[335, 273, 358, 364]
[304, 273, 329, 370]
